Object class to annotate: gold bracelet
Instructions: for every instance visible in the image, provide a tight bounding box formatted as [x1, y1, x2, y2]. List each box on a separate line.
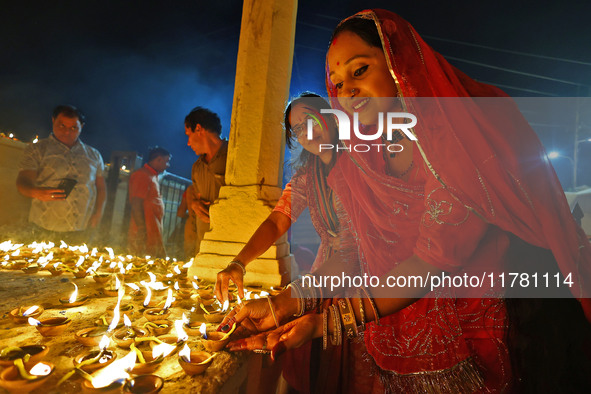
[322, 308, 328, 350]
[267, 297, 279, 328]
[356, 288, 366, 332]
[337, 298, 358, 339]
[360, 287, 380, 326]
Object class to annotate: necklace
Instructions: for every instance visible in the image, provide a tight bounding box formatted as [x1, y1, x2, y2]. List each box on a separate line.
[397, 160, 414, 179]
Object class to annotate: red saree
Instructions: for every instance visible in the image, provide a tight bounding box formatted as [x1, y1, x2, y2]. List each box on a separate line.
[325, 8, 591, 392]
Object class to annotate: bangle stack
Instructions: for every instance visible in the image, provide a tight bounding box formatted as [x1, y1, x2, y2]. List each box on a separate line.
[288, 275, 322, 317]
[228, 260, 246, 276]
[321, 287, 377, 347]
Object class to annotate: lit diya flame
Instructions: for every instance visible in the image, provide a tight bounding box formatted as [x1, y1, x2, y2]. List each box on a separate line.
[142, 284, 152, 307]
[174, 282, 179, 291]
[109, 261, 117, 270]
[99, 335, 110, 351]
[174, 313, 189, 343]
[192, 282, 199, 290]
[75, 256, 85, 267]
[199, 323, 207, 339]
[11, 248, 20, 257]
[33, 135, 39, 143]
[173, 265, 181, 275]
[29, 362, 52, 376]
[123, 314, 132, 328]
[179, 344, 191, 362]
[152, 342, 176, 359]
[107, 286, 125, 332]
[91, 247, 98, 257]
[28, 317, 41, 326]
[221, 299, 230, 313]
[163, 289, 175, 310]
[183, 259, 193, 269]
[147, 272, 156, 283]
[236, 295, 242, 305]
[23, 305, 39, 316]
[105, 247, 115, 260]
[69, 283, 79, 303]
[91, 350, 136, 388]
[114, 276, 121, 290]
[244, 290, 251, 300]
[125, 263, 132, 271]
[53, 262, 61, 270]
[260, 291, 269, 297]
[60, 240, 68, 248]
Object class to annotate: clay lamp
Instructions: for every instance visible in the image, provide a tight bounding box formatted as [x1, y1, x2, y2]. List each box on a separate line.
[201, 323, 236, 352]
[113, 315, 146, 349]
[142, 320, 171, 336]
[21, 264, 40, 274]
[184, 320, 206, 336]
[269, 286, 285, 296]
[28, 316, 72, 337]
[0, 345, 49, 368]
[9, 305, 43, 324]
[143, 289, 174, 321]
[0, 360, 54, 394]
[128, 343, 166, 375]
[73, 268, 89, 278]
[73, 336, 117, 373]
[47, 262, 64, 276]
[123, 374, 164, 394]
[79, 351, 136, 394]
[103, 276, 122, 297]
[178, 344, 215, 376]
[59, 283, 89, 307]
[174, 281, 192, 299]
[10, 260, 28, 270]
[75, 326, 110, 347]
[201, 299, 229, 323]
[93, 273, 111, 285]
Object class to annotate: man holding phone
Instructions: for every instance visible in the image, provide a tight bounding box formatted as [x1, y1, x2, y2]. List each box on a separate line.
[16, 105, 106, 243]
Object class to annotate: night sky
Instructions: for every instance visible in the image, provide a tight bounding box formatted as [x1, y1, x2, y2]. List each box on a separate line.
[1, 0, 590, 185]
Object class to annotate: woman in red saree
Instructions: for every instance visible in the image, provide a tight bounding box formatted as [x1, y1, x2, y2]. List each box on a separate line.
[226, 9, 591, 393]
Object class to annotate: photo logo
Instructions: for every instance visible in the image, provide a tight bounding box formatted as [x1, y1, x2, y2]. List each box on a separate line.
[306, 109, 417, 153]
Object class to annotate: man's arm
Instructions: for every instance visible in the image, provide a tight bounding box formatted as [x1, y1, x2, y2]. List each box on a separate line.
[16, 170, 65, 201]
[89, 176, 107, 228]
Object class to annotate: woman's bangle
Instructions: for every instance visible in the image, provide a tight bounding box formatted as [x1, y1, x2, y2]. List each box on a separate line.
[267, 297, 279, 328]
[328, 305, 342, 346]
[287, 283, 305, 317]
[338, 298, 358, 339]
[356, 288, 366, 332]
[322, 308, 329, 350]
[360, 287, 380, 326]
[228, 260, 246, 275]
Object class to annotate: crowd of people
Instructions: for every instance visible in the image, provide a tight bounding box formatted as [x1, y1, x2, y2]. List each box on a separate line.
[14, 8, 591, 393]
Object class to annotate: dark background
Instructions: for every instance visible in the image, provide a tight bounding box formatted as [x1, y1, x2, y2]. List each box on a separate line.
[1, 0, 590, 188]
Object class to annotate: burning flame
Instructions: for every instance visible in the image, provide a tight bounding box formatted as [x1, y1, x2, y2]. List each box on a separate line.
[23, 305, 39, 316]
[33, 135, 38, 143]
[173, 265, 181, 275]
[11, 249, 20, 257]
[105, 247, 115, 260]
[163, 289, 175, 310]
[115, 276, 121, 290]
[221, 300, 230, 312]
[91, 350, 136, 388]
[174, 282, 179, 291]
[143, 284, 152, 307]
[192, 282, 199, 290]
[75, 256, 85, 267]
[99, 335, 110, 351]
[174, 313, 189, 343]
[28, 317, 41, 326]
[183, 259, 193, 268]
[69, 283, 79, 303]
[123, 314, 132, 328]
[91, 247, 98, 257]
[29, 362, 51, 376]
[199, 323, 207, 339]
[260, 291, 269, 297]
[236, 295, 242, 305]
[147, 272, 156, 282]
[107, 286, 125, 332]
[152, 342, 176, 359]
[179, 344, 191, 362]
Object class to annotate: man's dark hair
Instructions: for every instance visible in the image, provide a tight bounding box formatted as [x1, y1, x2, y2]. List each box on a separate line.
[148, 146, 171, 162]
[52, 105, 86, 124]
[184, 106, 222, 135]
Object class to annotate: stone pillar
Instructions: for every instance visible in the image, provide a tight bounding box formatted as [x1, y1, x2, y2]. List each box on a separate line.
[189, 0, 298, 286]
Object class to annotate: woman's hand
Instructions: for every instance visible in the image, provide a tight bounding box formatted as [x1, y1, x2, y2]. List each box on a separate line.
[215, 263, 245, 302]
[227, 313, 323, 361]
[217, 290, 300, 335]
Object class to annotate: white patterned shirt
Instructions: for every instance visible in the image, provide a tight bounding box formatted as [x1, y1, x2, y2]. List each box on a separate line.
[19, 134, 104, 232]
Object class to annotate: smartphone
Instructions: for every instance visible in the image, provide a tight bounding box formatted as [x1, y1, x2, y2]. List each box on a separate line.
[57, 178, 77, 198]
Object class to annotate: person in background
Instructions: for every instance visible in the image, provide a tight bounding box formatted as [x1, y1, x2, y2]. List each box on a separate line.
[184, 106, 228, 254]
[128, 147, 171, 257]
[177, 184, 197, 260]
[16, 104, 106, 245]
